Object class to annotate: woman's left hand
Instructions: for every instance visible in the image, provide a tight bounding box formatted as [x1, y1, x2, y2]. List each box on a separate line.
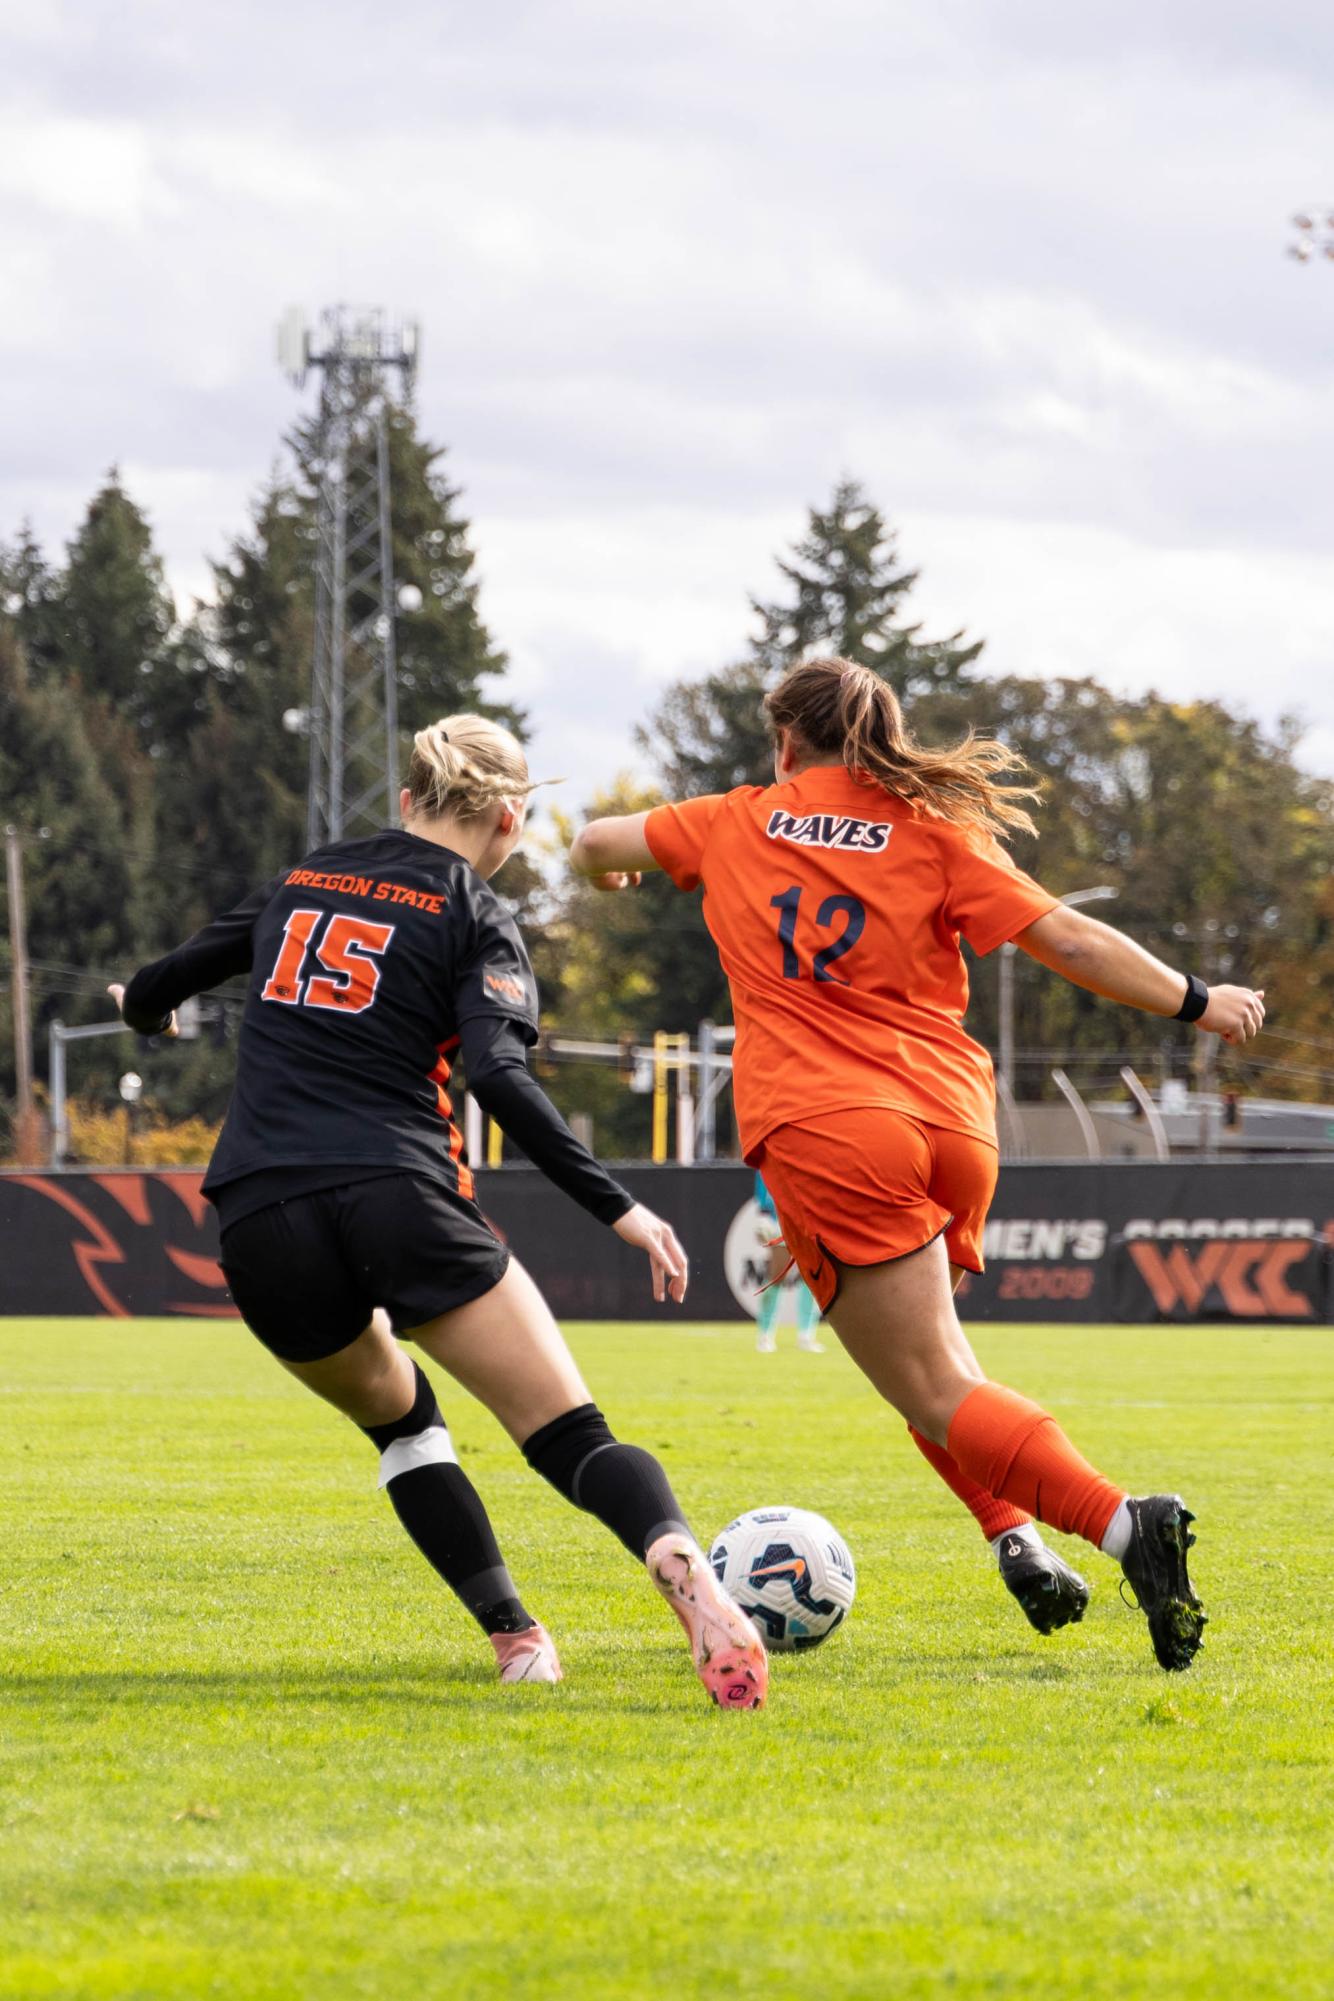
[588, 871, 642, 893]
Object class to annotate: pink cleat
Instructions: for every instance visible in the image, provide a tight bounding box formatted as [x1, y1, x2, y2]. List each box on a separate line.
[646, 1533, 768, 1710]
[491, 1624, 563, 1685]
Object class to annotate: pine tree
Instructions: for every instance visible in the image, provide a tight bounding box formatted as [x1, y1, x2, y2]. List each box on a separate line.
[0, 525, 64, 678]
[59, 472, 177, 738]
[750, 476, 981, 696]
[647, 479, 982, 798]
[0, 617, 147, 1115]
[283, 399, 521, 742]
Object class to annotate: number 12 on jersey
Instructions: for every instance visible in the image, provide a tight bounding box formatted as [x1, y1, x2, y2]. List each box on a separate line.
[262, 908, 396, 1014]
[770, 886, 865, 984]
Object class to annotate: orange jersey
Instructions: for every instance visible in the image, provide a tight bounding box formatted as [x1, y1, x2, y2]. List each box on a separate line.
[644, 765, 1058, 1156]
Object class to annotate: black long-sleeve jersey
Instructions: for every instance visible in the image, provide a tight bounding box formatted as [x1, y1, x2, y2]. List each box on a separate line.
[121, 829, 634, 1230]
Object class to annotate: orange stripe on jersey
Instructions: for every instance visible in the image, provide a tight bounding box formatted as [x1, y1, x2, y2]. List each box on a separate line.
[428, 1037, 475, 1200]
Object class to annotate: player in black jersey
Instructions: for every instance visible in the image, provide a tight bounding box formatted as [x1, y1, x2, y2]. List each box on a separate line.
[112, 714, 767, 1708]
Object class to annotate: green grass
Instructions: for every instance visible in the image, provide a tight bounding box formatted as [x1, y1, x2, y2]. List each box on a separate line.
[1, 1316, 1330, 2000]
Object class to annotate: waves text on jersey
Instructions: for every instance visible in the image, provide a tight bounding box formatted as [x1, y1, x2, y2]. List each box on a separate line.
[765, 810, 894, 853]
[284, 867, 446, 914]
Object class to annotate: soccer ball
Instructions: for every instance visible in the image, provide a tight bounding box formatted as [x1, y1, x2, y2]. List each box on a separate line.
[709, 1506, 855, 1652]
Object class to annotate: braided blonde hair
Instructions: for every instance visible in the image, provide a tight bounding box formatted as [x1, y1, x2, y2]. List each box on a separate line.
[406, 715, 541, 823]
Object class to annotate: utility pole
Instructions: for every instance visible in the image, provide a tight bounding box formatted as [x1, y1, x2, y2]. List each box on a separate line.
[5, 825, 34, 1126]
[277, 304, 419, 848]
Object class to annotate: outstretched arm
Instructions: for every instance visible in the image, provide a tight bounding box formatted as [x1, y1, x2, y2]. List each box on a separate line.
[568, 812, 659, 891]
[109, 876, 281, 1035]
[1013, 906, 1265, 1045]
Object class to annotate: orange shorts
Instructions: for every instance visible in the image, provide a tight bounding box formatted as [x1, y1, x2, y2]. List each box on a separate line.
[754, 1109, 999, 1311]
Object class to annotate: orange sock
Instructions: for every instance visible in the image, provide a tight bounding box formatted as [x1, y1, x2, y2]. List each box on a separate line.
[945, 1382, 1126, 1548]
[907, 1426, 1031, 1543]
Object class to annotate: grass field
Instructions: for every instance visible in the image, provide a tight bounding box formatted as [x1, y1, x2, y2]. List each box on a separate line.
[1, 1315, 1330, 2000]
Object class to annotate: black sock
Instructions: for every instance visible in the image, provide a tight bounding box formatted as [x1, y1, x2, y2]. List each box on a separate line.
[522, 1402, 690, 1559]
[363, 1363, 534, 1638]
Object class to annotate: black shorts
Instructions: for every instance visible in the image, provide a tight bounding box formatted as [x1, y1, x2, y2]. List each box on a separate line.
[218, 1174, 510, 1363]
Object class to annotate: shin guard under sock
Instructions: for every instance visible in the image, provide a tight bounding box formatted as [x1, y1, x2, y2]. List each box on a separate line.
[522, 1403, 690, 1558]
[907, 1424, 1032, 1543]
[945, 1381, 1126, 1548]
[363, 1362, 534, 1636]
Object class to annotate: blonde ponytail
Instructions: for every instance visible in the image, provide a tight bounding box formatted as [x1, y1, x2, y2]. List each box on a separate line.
[764, 657, 1040, 841]
[406, 715, 545, 823]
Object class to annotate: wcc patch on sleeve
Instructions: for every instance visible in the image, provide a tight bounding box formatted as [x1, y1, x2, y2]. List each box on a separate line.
[483, 968, 530, 1007]
[765, 809, 894, 853]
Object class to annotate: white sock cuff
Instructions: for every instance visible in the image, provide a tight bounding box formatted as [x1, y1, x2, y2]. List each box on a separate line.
[990, 1522, 1043, 1560]
[377, 1424, 458, 1489]
[1099, 1497, 1133, 1561]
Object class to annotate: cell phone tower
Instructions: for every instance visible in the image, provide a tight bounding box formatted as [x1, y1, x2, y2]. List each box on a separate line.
[277, 305, 420, 849]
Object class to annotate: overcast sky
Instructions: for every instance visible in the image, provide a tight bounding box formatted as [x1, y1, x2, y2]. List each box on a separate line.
[4, 0, 1334, 815]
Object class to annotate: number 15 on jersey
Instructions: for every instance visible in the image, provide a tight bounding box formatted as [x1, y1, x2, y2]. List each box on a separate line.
[262, 909, 396, 1014]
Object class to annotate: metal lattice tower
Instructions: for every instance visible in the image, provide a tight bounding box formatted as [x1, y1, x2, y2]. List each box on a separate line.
[278, 305, 420, 848]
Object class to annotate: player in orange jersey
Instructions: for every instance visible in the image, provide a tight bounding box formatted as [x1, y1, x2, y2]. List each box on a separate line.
[570, 658, 1266, 1671]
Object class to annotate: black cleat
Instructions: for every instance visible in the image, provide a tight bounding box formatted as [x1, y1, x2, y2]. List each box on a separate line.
[1119, 1495, 1206, 1672]
[998, 1535, 1090, 1635]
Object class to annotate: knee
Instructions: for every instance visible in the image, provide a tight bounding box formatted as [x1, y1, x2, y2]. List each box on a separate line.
[358, 1346, 424, 1433]
[901, 1366, 982, 1449]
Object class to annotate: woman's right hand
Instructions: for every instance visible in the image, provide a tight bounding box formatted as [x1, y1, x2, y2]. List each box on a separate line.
[612, 1203, 689, 1304]
[1198, 985, 1266, 1045]
[106, 984, 178, 1037]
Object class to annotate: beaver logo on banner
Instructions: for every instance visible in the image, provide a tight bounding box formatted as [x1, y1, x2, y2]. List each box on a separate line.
[2, 1174, 235, 1319]
[1113, 1235, 1327, 1322]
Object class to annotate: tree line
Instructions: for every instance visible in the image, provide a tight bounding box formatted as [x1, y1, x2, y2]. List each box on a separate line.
[3, 405, 1332, 1163]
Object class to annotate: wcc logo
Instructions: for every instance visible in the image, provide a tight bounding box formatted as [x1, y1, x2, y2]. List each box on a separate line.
[483, 969, 528, 1006]
[766, 809, 893, 853]
[1125, 1238, 1320, 1320]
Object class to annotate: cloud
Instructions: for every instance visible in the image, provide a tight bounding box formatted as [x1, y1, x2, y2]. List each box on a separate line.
[2, 0, 1333, 806]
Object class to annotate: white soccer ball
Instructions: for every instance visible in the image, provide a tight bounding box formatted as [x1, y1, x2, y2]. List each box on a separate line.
[709, 1506, 855, 1653]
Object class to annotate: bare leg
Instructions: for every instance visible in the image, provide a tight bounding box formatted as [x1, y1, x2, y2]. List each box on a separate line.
[281, 1307, 413, 1423]
[825, 1237, 1124, 1551]
[405, 1261, 591, 1443]
[827, 1237, 983, 1445]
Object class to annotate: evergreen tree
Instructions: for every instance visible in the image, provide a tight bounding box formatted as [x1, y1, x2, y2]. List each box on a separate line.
[750, 476, 981, 695]
[59, 472, 177, 738]
[0, 525, 64, 678]
[647, 479, 982, 798]
[284, 399, 521, 743]
[0, 617, 147, 1117]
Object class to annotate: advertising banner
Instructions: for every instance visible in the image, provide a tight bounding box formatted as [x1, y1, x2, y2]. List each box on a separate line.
[1, 1161, 1331, 1324]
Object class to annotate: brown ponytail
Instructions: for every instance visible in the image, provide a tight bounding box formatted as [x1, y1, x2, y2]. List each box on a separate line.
[763, 657, 1039, 841]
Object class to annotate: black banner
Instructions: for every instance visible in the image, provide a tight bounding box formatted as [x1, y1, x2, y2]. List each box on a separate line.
[2, 1162, 1331, 1323]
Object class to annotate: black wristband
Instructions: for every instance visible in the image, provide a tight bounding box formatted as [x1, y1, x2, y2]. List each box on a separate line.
[1174, 973, 1209, 1023]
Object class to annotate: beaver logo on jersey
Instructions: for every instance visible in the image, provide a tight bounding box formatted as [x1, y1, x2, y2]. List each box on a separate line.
[766, 809, 893, 853]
